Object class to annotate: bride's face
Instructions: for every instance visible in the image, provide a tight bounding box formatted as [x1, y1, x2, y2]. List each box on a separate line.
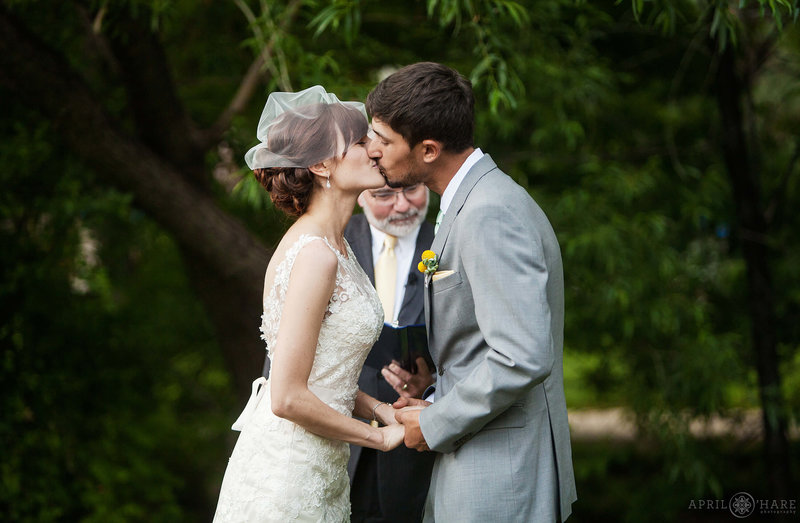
[331, 135, 386, 192]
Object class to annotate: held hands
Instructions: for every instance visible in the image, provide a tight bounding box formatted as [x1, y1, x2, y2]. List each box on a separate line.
[372, 400, 412, 452]
[393, 397, 431, 452]
[373, 402, 399, 426]
[377, 423, 406, 452]
[381, 357, 435, 398]
[378, 356, 434, 451]
[393, 396, 431, 409]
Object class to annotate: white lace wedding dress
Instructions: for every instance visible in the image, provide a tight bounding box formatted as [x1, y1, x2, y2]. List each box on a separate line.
[213, 235, 384, 522]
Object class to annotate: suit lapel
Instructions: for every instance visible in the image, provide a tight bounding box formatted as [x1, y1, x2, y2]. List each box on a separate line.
[429, 154, 498, 256]
[424, 274, 432, 348]
[425, 154, 498, 356]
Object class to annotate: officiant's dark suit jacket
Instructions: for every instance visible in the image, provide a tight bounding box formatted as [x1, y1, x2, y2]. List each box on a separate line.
[345, 213, 436, 523]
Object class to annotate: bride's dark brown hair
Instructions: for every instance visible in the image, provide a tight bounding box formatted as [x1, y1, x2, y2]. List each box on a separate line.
[253, 103, 368, 217]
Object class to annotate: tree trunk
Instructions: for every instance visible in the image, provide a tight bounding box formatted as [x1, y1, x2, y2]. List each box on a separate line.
[0, 8, 269, 400]
[714, 42, 793, 504]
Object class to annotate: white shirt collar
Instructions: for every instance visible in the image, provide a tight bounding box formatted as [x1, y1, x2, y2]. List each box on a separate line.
[439, 148, 484, 214]
[368, 223, 419, 258]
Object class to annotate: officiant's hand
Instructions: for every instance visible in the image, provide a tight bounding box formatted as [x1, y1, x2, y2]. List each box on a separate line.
[394, 405, 430, 452]
[381, 358, 434, 399]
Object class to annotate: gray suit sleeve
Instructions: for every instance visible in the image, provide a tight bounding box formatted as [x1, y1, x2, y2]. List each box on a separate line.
[420, 203, 554, 452]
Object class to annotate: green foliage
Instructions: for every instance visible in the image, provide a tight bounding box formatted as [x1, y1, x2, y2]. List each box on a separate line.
[622, 0, 799, 49]
[0, 113, 236, 520]
[232, 169, 273, 211]
[2, 0, 799, 519]
[424, 0, 531, 111]
[303, 0, 538, 112]
[572, 439, 800, 522]
[309, 0, 364, 46]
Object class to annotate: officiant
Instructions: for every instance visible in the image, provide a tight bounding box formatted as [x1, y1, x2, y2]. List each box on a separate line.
[345, 182, 436, 523]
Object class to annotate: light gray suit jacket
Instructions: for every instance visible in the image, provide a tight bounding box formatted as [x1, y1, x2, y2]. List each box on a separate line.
[419, 155, 576, 522]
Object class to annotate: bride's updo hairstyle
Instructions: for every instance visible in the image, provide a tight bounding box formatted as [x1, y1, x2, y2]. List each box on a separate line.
[245, 86, 369, 217]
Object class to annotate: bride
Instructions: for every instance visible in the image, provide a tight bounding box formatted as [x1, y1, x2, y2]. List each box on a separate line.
[213, 86, 405, 522]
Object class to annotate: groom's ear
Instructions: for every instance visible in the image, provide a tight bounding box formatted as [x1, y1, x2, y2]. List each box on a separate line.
[419, 139, 443, 164]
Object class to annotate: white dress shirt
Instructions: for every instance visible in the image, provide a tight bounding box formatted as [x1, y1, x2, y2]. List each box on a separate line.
[368, 223, 422, 325]
[439, 148, 484, 215]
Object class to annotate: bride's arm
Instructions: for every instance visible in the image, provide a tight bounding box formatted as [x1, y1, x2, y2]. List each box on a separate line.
[269, 240, 402, 451]
[354, 390, 399, 426]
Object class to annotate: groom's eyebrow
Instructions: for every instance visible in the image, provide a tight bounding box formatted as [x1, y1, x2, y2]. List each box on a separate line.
[371, 128, 390, 141]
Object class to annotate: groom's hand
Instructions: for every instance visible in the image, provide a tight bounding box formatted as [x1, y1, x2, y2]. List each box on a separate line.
[394, 407, 430, 452]
[393, 396, 430, 409]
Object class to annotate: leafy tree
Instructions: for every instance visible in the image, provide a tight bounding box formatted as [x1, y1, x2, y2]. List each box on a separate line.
[0, 112, 236, 520]
[614, 0, 800, 504]
[1, 0, 798, 520]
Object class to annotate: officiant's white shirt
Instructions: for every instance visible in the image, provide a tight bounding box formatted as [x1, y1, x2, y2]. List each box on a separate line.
[368, 223, 422, 325]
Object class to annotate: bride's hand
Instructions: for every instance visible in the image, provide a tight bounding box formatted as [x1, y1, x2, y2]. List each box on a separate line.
[377, 423, 405, 452]
[375, 402, 399, 426]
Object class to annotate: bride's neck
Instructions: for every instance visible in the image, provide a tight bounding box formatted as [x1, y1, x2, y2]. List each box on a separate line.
[302, 188, 357, 248]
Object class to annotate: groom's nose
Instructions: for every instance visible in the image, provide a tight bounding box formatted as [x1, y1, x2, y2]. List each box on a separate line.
[366, 138, 381, 159]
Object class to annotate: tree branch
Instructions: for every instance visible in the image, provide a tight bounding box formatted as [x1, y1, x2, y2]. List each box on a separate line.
[0, 7, 271, 397]
[99, 4, 206, 181]
[199, 0, 304, 149]
[764, 140, 800, 226]
[71, 1, 121, 77]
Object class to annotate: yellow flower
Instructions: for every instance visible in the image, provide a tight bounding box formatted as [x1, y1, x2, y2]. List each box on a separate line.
[418, 250, 439, 275]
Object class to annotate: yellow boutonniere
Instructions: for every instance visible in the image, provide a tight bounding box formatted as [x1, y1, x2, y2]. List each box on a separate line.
[418, 250, 439, 275]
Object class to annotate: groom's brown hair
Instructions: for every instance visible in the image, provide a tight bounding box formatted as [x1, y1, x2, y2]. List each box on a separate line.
[366, 62, 474, 153]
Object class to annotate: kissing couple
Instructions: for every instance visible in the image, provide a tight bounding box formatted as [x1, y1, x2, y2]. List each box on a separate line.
[213, 62, 577, 523]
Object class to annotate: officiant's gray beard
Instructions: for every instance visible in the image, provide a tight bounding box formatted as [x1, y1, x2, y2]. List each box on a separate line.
[362, 196, 430, 238]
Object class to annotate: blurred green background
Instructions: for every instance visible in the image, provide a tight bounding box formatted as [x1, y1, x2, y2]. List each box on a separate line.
[1, 0, 798, 521]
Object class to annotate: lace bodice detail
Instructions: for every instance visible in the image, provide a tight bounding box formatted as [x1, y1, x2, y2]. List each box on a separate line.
[260, 234, 383, 412]
[214, 234, 384, 522]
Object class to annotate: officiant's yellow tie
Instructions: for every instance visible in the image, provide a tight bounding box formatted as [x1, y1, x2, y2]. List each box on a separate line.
[375, 234, 398, 323]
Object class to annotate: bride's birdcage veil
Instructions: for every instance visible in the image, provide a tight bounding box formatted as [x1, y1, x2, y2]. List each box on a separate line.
[244, 85, 369, 170]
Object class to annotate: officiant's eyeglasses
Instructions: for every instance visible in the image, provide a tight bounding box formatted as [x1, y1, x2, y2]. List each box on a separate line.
[368, 184, 425, 206]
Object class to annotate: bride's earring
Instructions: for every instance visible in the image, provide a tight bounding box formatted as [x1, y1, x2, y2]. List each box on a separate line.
[326, 177, 331, 189]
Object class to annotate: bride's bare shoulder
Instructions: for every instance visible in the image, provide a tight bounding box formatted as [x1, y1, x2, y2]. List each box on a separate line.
[269, 230, 337, 272]
[293, 237, 338, 274]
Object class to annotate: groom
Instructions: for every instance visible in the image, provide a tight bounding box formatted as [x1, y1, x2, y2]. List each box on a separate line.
[366, 62, 577, 522]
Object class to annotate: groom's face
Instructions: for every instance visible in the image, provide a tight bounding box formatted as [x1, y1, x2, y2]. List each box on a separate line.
[367, 118, 424, 187]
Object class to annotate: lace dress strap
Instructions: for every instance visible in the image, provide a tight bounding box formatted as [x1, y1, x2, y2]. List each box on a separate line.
[289, 234, 346, 262]
[259, 234, 345, 356]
